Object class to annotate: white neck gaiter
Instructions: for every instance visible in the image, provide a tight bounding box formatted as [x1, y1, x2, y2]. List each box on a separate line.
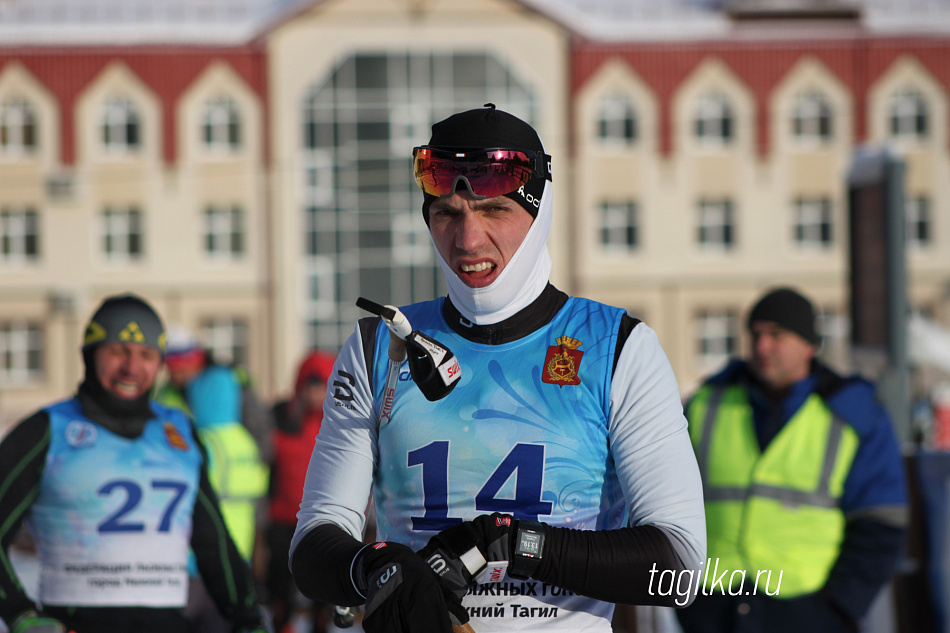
[433, 181, 553, 325]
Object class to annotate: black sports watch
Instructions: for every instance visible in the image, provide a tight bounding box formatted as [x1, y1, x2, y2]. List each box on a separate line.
[507, 519, 545, 580]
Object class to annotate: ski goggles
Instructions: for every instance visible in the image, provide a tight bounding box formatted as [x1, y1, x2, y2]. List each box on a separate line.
[412, 146, 552, 199]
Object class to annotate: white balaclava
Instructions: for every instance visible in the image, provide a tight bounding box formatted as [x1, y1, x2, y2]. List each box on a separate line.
[433, 180, 553, 325]
[420, 104, 553, 325]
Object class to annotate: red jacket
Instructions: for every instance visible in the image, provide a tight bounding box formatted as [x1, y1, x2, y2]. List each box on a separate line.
[268, 351, 335, 524]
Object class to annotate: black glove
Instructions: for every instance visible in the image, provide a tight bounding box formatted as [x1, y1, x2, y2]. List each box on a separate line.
[470, 513, 517, 561]
[354, 541, 469, 633]
[418, 521, 488, 598]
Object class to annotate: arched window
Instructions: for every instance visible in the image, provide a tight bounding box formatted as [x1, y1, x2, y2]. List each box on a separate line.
[889, 88, 928, 140]
[0, 98, 37, 154]
[597, 94, 637, 146]
[694, 93, 733, 144]
[202, 97, 241, 151]
[792, 91, 833, 142]
[102, 97, 141, 152]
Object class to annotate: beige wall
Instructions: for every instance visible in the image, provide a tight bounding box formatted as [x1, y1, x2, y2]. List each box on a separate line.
[0, 56, 269, 428]
[573, 51, 950, 395]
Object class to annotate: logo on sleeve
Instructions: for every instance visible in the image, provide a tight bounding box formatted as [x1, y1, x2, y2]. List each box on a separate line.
[333, 369, 356, 409]
[542, 336, 583, 387]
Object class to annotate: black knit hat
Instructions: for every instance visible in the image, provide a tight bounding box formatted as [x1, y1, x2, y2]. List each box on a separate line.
[82, 293, 166, 353]
[747, 287, 820, 346]
[429, 104, 544, 153]
[420, 104, 548, 225]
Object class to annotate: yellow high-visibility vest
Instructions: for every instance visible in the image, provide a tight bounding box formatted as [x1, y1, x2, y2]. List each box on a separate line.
[198, 424, 269, 561]
[687, 383, 859, 598]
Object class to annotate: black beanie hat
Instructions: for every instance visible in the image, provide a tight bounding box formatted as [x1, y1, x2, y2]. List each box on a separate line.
[82, 293, 166, 354]
[79, 294, 165, 431]
[747, 287, 820, 346]
[420, 104, 548, 225]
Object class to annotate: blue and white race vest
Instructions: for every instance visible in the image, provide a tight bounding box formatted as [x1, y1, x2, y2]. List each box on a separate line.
[371, 296, 626, 630]
[28, 399, 202, 607]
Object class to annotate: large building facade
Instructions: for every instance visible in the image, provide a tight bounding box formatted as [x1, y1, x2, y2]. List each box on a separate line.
[568, 22, 950, 394]
[0, 0, 948, 430]
[0, 42, 271, 422]
[0, 0, 571, 426]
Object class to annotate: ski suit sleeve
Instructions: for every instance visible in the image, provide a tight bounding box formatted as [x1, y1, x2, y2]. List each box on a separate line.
[0, 412, 51, 623]
[290, 319, 378, 604]
[822, 380, 909, 623]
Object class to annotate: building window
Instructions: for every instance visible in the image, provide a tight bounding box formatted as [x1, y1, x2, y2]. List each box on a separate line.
[304, 203, 333, 257]
[305, 255, 338, 344]
[792, 91, 833, 142]
[696, 310, 738, 371]
[391, 213, 433, 266]
[597, 94, 637, 146]
[694, 93, 733, 144]
[600, 201, 638, 252]
[202, 97, 241, 151]
[1, 208, 39, 263]
[793, 197, 833, 248]
[0, 98, 37, 155]
[0, 321, 43, 385]
[697, 199, 734, 250]
[300, 51, 537, 348]
[102, 97, 141, 152]
[101, 207, 143, 260]
[200, 318, 247, 367]
[816, 307, 844, 351]
[906, 196, 931, 248]
[204, 205, 244, 258]
[889, 89, 928, 140]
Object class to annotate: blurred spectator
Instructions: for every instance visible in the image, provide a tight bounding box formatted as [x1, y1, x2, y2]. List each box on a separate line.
[156, 326, 206, 414]
[156, 326, 273, 463]
[0, 293, 266, 633]
[266, 351, 335, 633]
[183, 366, 270, 633]
[677, 287, 909, 633]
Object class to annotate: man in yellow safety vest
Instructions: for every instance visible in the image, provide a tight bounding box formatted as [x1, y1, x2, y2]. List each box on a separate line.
[677, 287, 908, 633]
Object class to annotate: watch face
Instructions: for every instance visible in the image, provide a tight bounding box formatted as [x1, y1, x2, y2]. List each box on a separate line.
[517, 531, 542, 557]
